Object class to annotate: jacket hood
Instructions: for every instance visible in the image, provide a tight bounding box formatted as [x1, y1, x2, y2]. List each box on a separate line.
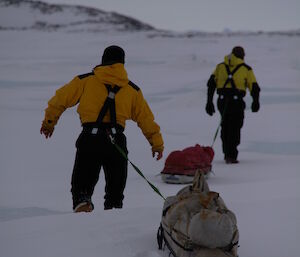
[93, 63, 129, 87]
[224, 54, 244, 67]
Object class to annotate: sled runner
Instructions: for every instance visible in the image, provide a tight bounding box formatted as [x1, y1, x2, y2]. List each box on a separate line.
[157, 171, 239, 257]
[161, 144, 214, 184]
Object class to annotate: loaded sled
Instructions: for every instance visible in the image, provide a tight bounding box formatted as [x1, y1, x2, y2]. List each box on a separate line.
[161, 144, 214, 184]
[157, 171, 239, 257]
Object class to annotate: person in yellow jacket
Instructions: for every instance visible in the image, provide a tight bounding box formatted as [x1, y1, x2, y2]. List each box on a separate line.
[40, 45, 164, 212]
[205, 46, 260, 163]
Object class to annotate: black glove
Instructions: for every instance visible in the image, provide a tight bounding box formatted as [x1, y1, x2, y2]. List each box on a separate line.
[206, 102, 215, 116]
[251, 100, 260, 112]
[251, 83, 260, 112]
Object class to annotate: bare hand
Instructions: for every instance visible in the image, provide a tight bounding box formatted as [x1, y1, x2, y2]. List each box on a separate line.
[152, 151, 163, 161]
[40, 126, 53, 139]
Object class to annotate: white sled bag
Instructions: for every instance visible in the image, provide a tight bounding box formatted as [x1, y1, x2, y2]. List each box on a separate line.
[157, 171, 239, 257]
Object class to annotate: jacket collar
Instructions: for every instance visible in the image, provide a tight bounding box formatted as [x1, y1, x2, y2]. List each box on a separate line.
[93, 63, 129, 87]
[224, 54, 244, 67]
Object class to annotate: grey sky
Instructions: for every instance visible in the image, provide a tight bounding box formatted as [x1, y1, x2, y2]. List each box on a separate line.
[44, 0, 300, 32]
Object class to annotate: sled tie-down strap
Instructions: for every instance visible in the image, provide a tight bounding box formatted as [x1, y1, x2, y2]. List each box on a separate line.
[157, 224, 193, 255]
[157, 223, 239, 256]
[96, 84, 121, 134]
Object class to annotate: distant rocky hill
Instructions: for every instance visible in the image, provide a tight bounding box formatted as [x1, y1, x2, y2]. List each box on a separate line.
[0, 0, 155, 32]
[0, 0, 299, 37]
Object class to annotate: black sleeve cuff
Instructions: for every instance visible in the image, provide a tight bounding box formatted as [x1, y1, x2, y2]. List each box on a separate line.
[251, 82, 260, 101]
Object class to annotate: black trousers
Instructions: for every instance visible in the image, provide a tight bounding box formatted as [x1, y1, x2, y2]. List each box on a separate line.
[71, 131, 128, 209]
[217, 96, 245, 160]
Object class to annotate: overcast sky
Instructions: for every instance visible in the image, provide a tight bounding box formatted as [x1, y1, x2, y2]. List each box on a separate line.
[44, 0, 300, 32]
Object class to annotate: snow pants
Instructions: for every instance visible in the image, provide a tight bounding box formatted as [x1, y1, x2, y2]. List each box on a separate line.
[71, 129, 128, 209]
[217, 96, 245, 160]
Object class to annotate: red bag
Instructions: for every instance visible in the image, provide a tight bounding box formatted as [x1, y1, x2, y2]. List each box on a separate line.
[162, 144, 214, 176]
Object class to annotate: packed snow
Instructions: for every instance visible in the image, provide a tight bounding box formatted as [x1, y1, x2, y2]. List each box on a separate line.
[1, 3, 300, 257]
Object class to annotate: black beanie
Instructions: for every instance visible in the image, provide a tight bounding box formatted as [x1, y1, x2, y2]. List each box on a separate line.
[232, 46, 245, 59]
[101, 45, 125, 65]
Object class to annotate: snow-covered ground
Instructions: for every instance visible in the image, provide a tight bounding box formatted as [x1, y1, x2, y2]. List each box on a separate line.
[1, 16, 300, 257]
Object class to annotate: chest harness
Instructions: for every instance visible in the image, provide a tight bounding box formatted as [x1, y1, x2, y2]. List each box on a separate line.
[220, 63, 246, 100]
[89, 84, 121, 136]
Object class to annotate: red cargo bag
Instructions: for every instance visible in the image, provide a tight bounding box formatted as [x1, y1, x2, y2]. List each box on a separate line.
[161, 144, 214, 184]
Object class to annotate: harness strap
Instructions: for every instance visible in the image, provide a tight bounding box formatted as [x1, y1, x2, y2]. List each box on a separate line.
[222, 63, 245, 89]
[160, 224, 238, 256]
[96, 84, 121, 134]
[163, 228, 193, 254]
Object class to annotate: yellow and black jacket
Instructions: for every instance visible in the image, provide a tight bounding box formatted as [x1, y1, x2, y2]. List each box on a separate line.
[207, 54, 260, 100]
[43, 63, 164, 152]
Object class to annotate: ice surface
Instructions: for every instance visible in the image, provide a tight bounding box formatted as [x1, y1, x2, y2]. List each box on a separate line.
[0, 5, 300, 257]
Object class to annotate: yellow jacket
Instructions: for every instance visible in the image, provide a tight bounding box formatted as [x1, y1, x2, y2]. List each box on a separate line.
[43, 63, 164, 152]
[213, 54, 257, 93]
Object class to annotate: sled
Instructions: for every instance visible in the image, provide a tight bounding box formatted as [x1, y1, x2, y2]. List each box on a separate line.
[161, 144, 214, 184]
[161, 166, 212, 184]
[157, 171, 239, 257]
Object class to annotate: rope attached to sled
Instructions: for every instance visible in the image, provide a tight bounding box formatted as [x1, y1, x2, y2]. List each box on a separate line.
[110, 136, 166, 200]
[211, 98, 229, 147]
